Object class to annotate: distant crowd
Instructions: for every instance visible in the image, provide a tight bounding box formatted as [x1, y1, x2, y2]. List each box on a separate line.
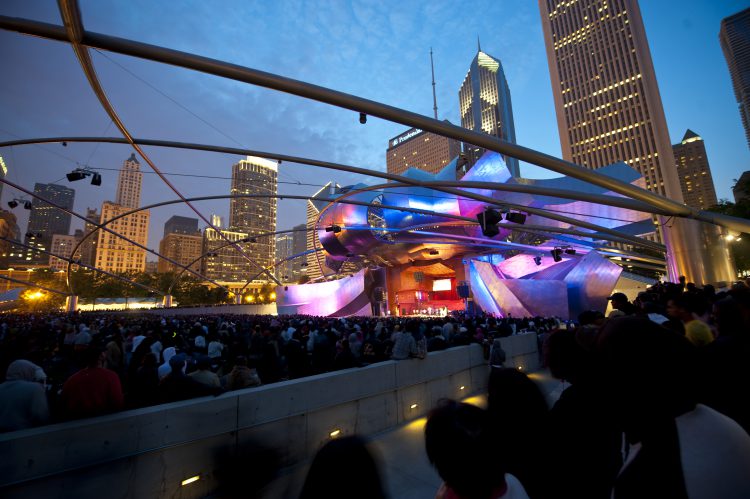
[2, 277, 750, 498]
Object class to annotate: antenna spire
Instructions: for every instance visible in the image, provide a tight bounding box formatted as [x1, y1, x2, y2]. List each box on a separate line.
[430, 48, 438, 119]
[477, 36, 481, 53]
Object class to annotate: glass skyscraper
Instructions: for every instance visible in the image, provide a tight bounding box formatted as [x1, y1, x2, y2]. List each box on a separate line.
[720, 7, 750, 153]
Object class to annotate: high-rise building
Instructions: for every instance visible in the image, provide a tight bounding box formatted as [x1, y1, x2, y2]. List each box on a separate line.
[386, 126, 461, 176]
[229, 156, 278, 276]
[95, 202, 150, 273]
[291, 223, 307, 282]
[211, 214, 223, 228]
[0, 156, 7, 201]
[163, 215, 199, 237]
[116, 153, 143, 209]
[158, 231, 203, 274]
[24, 183, 75, 264]
[275, 233, 294, 282]
[144, 261, 158, 274]
[0, 210, 19, 269]
[720, 7, 750, 152]
[201, 227, 252, 282]
[458, 47, 519, 176]
[79, 207, 99, 267]
[49, 234, 80, 272]
[306, 182, 342, 281]
[672, 130, 718, 210]
[735, 171, 750, 203]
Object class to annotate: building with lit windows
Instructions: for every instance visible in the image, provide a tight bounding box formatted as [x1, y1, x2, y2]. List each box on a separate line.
[95, 202, 150, 273]
[0, 156, 7, 201]
[79, 207, 99, 267]
[275, 232, 294, 282]
[22, 183, 75, 265]
[49, 234, 80, 271]
[539, 0, 685, 244]
[229, 156, 278, 275]
[163, 215, 199, 237]
[116, 153, 143, 209]
[721, 7, 750, 153]
[386, 125, 461, 176]
[201, 227, 253, 282]
[306, 182, 342, 281]
[158, 231, 203, 274]
[291, 223, 307, 282]
[458, 48, 519, 176]
[671, 130, 718, 210]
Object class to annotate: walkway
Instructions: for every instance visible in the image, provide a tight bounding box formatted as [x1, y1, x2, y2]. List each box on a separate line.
[258, 369, 564, 498]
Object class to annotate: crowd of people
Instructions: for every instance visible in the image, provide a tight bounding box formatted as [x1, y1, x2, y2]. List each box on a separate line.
[2, 277, 750, 498]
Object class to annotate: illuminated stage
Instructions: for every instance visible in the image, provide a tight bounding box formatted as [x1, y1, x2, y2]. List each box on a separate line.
[277, 152, 652, 319]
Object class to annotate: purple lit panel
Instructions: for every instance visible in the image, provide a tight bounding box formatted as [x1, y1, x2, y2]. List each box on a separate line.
[276, 269, 369, 317]
[563, 251, 622, 318]
[496, 253, 572, 279]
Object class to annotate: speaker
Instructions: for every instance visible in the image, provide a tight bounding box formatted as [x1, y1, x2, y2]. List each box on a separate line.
[476, 209, 502, 237]
[457, 284, 470, 298]
[505, 212, 527, 224]
[551, 248, 563, 262]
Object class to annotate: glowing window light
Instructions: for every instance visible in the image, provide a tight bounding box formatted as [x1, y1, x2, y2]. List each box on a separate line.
[181, 476, 200, 486]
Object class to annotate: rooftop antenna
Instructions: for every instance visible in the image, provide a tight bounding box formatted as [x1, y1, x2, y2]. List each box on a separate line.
[430, 48, 438, 120]
[477, 36, 481, 53]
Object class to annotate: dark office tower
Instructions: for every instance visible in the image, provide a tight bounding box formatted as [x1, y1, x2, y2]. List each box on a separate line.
[163, 215, 199, 237]
[721, 7, 750, 153]
[24, 183, 75, 264]
[291, 223, 307, 281]
[229, 156, 278, 275]
[79, 207, 99, 267]
[458, 47, 519, 177]
[539, 0, 683, 202]
[672, 130, 718, 210]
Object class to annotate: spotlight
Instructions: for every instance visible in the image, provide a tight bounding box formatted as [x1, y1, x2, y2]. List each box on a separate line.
[7, 200, 17, 209]
[564, 248, 576, 255]
[359, 112, 367, 124]
[66, 169, 87, 182]
[533, 255, 542, 266]
[505, 212, 527, 224]
[62, 142, 67, 147]
[23, 201, 32, 210]
[325, 225, 342, 233]
[476, 209, 502, 237]
[551, 248, 563, 262]
[90, 172, 102, 186]
[284, 286, 289, 291]
[429, 249, 439, 255]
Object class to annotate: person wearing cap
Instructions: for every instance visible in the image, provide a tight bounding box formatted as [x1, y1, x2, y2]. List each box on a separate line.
[0, 359, 50, 432]
[607, 292, 637, 317]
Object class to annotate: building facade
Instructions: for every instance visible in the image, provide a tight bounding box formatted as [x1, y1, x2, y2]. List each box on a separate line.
[163, 215, 199, 237]
[79, 208, 99, 267]
[23, 183, 75, 264]
[95, 202, 150, 273]
[539, 0, 683, 202]
[201, 227, 252, 282]
[49, 234, 80, 272]
[735, 171, 750, 203]
[672, 130, 718, 210]
[116, 153, 143, 209]
[720, 7, 750, 153]
[157, 232, 203, 274]
[306, 182, 341, 281]
[275, 233, 294, 282]
[229, 156, 278, 275]
[0, 210, 19, 269]
[386, 126, 461, 176]
[0, 156, 7, 201]
[459, 49, 519, 176]
[291, 223, 307, 282]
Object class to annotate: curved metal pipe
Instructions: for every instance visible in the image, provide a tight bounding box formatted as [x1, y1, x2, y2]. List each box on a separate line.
[56, 0, 278, 285]
[2, 15, 747, 234]
[0, 274, 69, 297]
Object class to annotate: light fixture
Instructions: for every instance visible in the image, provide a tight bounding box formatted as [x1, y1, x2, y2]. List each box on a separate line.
[7, 200, 17, 209]
[428, 249, 439, 255]
[460, 385, 465, 390]
[359, 112, 367, 124]
[90, 173, 102, 186]
[410, 403, 418, 410]
[505, 212, 527, 224]
[66, 169, 87, 182]
[533, 255, 542, 266]
[551, 248, 563, 262]
[564, 248, 576, 255]
[66, 167, 102, 186]
[23, 200, 32, 210]
[517, 366, 523, 371]
[181, 476, 200, 486]
[476, 209, 502, 237]
[325, 225, 342, 233]
[329, 429, 341, 438]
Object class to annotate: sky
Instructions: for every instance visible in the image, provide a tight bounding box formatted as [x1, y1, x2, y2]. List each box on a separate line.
[1, 0, 749, 262]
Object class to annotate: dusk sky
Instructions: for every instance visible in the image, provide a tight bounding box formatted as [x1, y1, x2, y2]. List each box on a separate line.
[1, 0, 749, 262]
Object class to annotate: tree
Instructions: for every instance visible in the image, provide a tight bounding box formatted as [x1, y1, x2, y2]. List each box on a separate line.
[707, 199, 750, 276]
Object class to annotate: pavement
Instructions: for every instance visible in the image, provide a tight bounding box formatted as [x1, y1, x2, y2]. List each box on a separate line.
[257, 369, 565, 498]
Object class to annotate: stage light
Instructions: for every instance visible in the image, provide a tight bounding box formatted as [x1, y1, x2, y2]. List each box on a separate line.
[564, 248, 576, 255]
[551, 248, 563, 262]
[505, 212, 527, 224]
[325, 225, 342, 233]
[329, 429, 341, 438]
[66, 169, 87, 182]
[62, 141, 67, 147]
[359, 112, 367, 124]
[410, 403, 418, 409]
[23, 201, 32, 210]
[476, 209, 502, 237]
[90, 172, 102, 186]
[428, 249, 439, 255]
[181, 476, 200, 486]
[7, 200, 17, 209]
[533, 255, 542, 266]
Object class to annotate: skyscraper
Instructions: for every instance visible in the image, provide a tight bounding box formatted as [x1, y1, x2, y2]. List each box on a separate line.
[0, 156, 7, 201]
[306, 182, 341, 281]
[49, 234, 80, 271]
[79, 207, 99, 267]
[116, 153, 143, 209]
[720, 7, 750, 152]
[275, 233, 294, 282]
[672, 130, 718, 210]
[163, 215, 199, 237]
[386, 126, 461, 176]
[202, 227, 251, 282]
[95, 202, 150, 273]
[291, 223, 307, 282]
[24, 183, 75, 264]
[158, 231, 203, 274]
[458, 47, 519, 176]
[229, 156, 278, 274]
[539, 0, 682, 201]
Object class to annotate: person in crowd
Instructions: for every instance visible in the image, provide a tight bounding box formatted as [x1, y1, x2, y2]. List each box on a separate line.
[159, 354, 220, 403]
[300, 435, 386, 499]
[425, 400, 529, 499]
[61, 345, 124, 419]
[223, 356, 261, 390]
[488, 338, 506, 369]
[666, 294, 714, 346]
[391, 326, 418, 360]
[0, 359, 49, 432]
[128, 352, 159, 408]
[607, 292, 638, 317]
[157, 346, 178, 380]
[188, 355, 221, 388]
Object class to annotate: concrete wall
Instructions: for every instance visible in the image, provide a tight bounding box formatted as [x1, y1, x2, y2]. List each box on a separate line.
[0, 337, 537, 498]
[144, 303, 278, 316]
